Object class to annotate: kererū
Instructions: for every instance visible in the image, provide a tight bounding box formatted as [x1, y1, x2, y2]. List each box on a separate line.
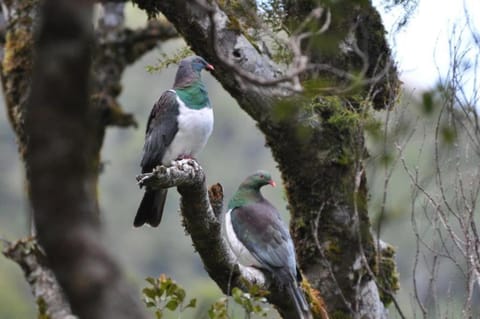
[223, 171, 312, 319]
[134, 56, 215, 227]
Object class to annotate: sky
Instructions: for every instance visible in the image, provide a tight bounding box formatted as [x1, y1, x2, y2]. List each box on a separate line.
[374, 0, 480, 103]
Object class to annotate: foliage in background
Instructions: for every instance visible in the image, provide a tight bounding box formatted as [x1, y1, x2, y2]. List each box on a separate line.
[142, 275, 197, 318]
[146, 46, 193, 73]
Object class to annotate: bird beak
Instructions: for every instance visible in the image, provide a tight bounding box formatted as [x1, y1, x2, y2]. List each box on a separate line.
[269, 180, 276, 187]
[206, 64, 215, 71]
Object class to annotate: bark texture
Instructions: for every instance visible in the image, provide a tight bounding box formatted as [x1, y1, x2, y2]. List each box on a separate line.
[133, 1, 400, 318]
[24, 1, 148, 318]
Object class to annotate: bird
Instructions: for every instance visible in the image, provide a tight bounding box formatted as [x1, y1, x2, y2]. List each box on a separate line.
[134, 56, 215, 228]
[223, 171, 312, 319]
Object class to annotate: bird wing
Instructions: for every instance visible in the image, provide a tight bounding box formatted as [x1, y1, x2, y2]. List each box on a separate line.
[231, 199, 297, 278]
[141, 90, 179, 173]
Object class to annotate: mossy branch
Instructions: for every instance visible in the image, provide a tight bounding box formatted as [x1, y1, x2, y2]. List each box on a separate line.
[136, 159, 328, 319]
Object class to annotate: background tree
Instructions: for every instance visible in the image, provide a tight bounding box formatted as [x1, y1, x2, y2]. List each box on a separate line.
[367, 14, 480, 318]
[0, 0, 407, 318]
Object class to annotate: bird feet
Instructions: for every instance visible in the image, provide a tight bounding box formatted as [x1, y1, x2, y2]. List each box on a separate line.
[238, 264, 266, 286]
[172, 156, 201, 172]
[176, 154, 195, 161]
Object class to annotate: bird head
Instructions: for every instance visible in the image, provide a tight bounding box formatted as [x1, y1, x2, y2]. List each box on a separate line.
[181, 56, 214, 73]
[174, 56, 214, 88]
[241, 170, 276, 189]
[192, 56, 214, 72]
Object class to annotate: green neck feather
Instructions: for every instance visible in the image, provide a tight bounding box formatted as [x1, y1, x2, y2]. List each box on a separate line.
[175, 80, 210, 110]
[228, 187, 262, 210]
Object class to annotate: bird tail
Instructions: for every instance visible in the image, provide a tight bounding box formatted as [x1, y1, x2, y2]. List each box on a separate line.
[288, 281, 313, 319]
[134, 189, 167, 227]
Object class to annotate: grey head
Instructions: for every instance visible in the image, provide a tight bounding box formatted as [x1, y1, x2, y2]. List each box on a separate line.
[239, 170, 276, 190]
[173, 55, 214, 88]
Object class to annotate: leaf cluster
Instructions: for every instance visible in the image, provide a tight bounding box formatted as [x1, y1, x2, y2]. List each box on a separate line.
[142, 275, 197, 319]
[141, 275, 270, 319]
[208, 281, 270, 319]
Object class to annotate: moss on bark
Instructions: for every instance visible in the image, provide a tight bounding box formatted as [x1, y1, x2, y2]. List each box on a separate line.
[1, 0, 36, 159]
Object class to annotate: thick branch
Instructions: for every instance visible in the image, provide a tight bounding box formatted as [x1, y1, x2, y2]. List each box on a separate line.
[137, 160, 322, 319]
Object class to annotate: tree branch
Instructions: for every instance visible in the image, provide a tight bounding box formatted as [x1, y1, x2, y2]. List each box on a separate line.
[136, 159, 327, 319]
[93, 5, 178, 130]
[2, 238, 75, 319]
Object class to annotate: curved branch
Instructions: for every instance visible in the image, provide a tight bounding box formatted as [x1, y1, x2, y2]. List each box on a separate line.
[136, 159, 323, 319]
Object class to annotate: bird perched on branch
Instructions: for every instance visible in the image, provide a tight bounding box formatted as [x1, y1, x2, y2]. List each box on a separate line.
[223, 171, 312, 319]
[134, 56, 215, 228]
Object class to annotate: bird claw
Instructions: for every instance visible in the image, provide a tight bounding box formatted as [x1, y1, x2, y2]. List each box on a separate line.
[137, 174, 150, 188]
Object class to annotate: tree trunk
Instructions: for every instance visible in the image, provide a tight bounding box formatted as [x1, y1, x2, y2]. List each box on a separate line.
[24, 1, 148, 318]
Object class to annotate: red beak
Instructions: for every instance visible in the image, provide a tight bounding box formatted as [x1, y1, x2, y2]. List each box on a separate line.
[269, 180, 276, 187]
[206, 64, 214, 71]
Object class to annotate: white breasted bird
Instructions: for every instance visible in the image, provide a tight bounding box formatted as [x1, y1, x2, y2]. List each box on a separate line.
[224, 171, 312, 319]
[134, 56, 214, 228]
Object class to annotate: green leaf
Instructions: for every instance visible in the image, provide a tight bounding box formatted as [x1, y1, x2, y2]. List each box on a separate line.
[422, 91, 434, 114]
[155, 310, 163, 319]
[145, 277, 156, 286]
[184, 298, 197, 309]
[441, 125, 457, 144]
[142, 287, 157, 299]
[175, 287, 186, 303]
[165, 299, 179, 311]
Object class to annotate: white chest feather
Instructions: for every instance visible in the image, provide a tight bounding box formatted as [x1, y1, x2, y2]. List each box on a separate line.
[224, 209, 262, 268]
[162, 96, 214, 165]
[223, 209, 265, 284]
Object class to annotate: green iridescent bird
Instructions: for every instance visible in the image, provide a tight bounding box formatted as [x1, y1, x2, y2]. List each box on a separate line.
[134, 56, 214, 228]
[223, 171, 312, 319]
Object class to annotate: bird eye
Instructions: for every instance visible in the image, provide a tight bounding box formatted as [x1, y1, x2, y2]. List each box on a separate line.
[259, 174, 264, 179]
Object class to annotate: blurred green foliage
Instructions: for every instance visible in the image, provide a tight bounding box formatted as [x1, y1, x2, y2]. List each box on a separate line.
[146, 46, 194, 73]
[142, 275, 197, 318]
